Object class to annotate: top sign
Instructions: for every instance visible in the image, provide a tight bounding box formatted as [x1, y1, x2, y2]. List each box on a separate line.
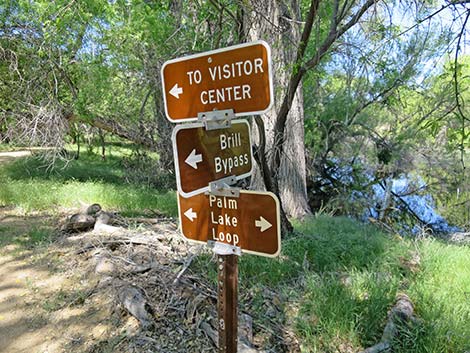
[161, 41, 273, 122]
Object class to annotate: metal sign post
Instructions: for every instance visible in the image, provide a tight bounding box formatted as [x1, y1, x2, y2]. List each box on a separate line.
[211, 241, 240, 353]
[218, 254, 238, 353]
[164, 41, 280, 353]
[190, 110, 242, 353]
[205, 135, 240, 353]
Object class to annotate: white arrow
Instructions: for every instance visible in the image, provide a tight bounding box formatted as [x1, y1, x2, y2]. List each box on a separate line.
[184, 208, 197, 222]
[185, 149, 203, 169]
[169, 83, 183, 99]
[255, 216, 272, 232]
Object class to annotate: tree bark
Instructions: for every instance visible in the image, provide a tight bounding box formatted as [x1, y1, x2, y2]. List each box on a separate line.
[244, 1, 311, 220]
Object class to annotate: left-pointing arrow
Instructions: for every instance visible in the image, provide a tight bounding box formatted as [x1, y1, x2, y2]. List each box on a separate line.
[169, 83, 183, 99]
[184, 208, 197, 222]
[185, 149, 203, 169]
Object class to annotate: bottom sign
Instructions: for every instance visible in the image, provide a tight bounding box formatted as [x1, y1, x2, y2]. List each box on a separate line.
[177, 190, 281, 257]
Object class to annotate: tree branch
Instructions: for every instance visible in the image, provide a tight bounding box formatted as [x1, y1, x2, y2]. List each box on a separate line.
[270, 0, 377, 179]
[269, 0, 320, 179]
[453, 8, 470, 172]
[305, 0, 377, 71]
[66, 112, 155, 149]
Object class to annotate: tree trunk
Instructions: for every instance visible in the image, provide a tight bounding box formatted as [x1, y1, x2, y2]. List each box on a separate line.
[244, 0, 311, 219]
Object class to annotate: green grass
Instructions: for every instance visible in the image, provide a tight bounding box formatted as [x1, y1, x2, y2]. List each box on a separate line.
[3, 151, 126, 183]
[191, 216, 412, 351]
[0, 144, 25, 152]
[195, 216, 470, 353]
[239, 216, 411, 351]
[1, 143, 469, 352]
[0, 225, 50, 246]
[0, 177, 177, 216]
[238, 216, 409, 286]
[41, 288, 90, 312]
[0, 148, 177, 217]
[397, 239, 470, 352]
[0, 224, 56, 254]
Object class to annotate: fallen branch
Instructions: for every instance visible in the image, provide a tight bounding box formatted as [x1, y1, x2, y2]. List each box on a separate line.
[129, 264, 155, 274]
[173, 246, 203, 285]
[62, 213, 96, 233]
[358, 294, 416, 353]
[81, 203, 102, 216]
[116, 282, 154, 330]
[62, 204, 122, 233]
[93, 222, 123, 234]
[75, 235, 166, 254]
[66, 112, 155, 149]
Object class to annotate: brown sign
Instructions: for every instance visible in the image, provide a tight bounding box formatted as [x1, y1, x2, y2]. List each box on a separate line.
[177, 190, 281, 257]
[172, 120, 253, 197]
[161, 41, 273, 122]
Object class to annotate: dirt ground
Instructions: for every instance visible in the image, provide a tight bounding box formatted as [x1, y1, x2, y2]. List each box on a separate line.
[0, 151, 223, 353]
[0, 151, 291, 353]
[0, 151, 143, 352]
[0, 150, 32, 164]
[0, 205, 212, 353]
[0, 165, 121, 353]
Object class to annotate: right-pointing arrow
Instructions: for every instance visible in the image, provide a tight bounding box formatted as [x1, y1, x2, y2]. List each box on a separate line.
[255, 216, 272, 232]
[185, 149, 203, 169]
[184, 208, 197, 222]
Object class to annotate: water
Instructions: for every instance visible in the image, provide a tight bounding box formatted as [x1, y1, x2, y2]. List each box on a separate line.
[319, 162, 460, 234]
[367, 175, 461, 234]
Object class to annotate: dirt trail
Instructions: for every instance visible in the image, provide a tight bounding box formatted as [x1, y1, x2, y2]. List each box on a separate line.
[0, 218, 114, 353]
[0, 151, 112, 352]
[0, 243, 66, 353]
[0, 151, 32, 164]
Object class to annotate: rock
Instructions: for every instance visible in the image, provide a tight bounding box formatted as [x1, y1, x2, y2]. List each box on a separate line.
[94, 257, 115, 275]
[116, 284, 154, 330]
[448, 232, 470, 245]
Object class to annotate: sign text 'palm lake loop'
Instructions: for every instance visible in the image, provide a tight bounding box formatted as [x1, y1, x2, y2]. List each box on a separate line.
[178, 191, 281, 257]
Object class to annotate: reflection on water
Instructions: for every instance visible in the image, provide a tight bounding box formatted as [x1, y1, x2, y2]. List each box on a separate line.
[367, 175, 461, 234]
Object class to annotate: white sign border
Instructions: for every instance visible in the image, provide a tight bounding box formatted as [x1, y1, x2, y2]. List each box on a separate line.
[172, 119, 254, 198]
[161, 40, 274, 123]
[177, 189, 282, 258]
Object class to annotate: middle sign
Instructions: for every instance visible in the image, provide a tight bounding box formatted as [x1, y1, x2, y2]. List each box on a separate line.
[172, 120, 253, 197]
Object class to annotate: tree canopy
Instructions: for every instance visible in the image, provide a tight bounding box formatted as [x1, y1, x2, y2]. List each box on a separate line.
[1, 0, 469, 231]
